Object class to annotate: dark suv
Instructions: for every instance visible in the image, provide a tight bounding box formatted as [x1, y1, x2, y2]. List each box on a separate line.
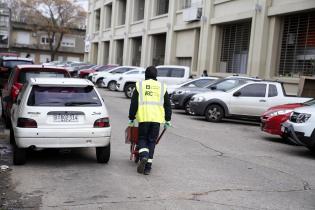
[1, 65, 70, 127]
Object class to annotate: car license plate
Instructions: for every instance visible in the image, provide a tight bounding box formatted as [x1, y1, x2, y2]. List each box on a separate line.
[53, 114, 78, 122]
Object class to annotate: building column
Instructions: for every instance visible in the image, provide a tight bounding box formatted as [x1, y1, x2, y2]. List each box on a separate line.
[197, 0, 213, 76]
[247, 0, 271, 78]
[164, 0, 177, 65]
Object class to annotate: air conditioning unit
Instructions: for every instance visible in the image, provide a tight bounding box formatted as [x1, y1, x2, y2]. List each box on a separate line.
[183, 7, 202, 22]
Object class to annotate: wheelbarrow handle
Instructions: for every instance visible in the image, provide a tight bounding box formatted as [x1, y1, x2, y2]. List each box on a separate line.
[156, 127, 167, 145]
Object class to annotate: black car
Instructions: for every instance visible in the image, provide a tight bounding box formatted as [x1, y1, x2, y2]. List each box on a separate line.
[171, 76, 261, 114]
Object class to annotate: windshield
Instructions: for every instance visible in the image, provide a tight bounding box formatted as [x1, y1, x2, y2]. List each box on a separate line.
[303, 99, 315, 106]
[27, 85, 102, 107]
[3, 60, 33, 69]
[18, 71, 67, 83]
[207, 79, 247, 92]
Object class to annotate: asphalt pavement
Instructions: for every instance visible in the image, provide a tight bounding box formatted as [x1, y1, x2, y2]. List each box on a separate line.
[0, 89, 315, 210]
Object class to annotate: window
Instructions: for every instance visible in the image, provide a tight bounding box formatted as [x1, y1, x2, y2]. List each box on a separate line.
[183, 79, 214, 88]
[181, 0, 191, 9]
[61, 37, 76, 48]
[115, 39, 124, 65]
[112, 67, 132, 73]
[27, 86, 102, 107]
[152, 34, 166, 65]
[131, 37, 142, 66]
[117, 0, 127, 25]
[177, 57, 192, 68]
[18, 71, 67, 83]
[3, 60, 33, 69]
[219, 21, 251, 74]
[170, 68, 185, 78]
[40, 36, 55, 45]
[0, 16, 8, 27]
[278, 12, 315, 77]
[126, 71, 139, 75]
[238, 84, 267, 97]
[0, 34, 8, 45]
[103, 41, 110, 64]
[134, 0, 145, 21]
[157, 68, 169, 76]
[16, 32, 31, 45]
[156, 0, 169, 16]
[211, 79, 247, 91]
[104, 3, 112, 29]
[94, 9, 101, 31]
[268, 84, 278, 97]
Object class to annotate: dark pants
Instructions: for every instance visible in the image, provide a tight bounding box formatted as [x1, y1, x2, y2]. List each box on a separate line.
[138, 122, 160, 168]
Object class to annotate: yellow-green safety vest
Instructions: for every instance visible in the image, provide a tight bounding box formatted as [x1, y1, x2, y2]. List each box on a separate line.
[136, 79, 166, 123]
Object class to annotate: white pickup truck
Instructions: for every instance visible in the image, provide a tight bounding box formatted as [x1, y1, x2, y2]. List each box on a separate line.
[189, 80, 313, 122]
[116, 65, 190, 98]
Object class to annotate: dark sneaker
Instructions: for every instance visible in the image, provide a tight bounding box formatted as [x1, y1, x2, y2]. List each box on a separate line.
[144, 168, 151, 175]
[137, 158, 148, 174]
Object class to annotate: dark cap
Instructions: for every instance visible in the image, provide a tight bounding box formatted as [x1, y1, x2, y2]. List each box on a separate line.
[145, 66, 157, 80]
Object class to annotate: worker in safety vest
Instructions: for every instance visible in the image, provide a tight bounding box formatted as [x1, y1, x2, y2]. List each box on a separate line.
[128, 66, 172, 175]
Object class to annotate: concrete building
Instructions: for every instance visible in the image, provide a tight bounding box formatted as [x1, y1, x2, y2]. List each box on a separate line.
[85, 0, 315, 93]
[10, 21, 86, 64]
[0, 1, 10, 50]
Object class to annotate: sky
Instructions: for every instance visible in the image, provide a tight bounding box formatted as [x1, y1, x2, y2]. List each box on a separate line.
[73, 0, 88, 11]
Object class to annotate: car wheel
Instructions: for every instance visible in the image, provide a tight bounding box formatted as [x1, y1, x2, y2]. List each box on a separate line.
[205, 104, 224, 122]
[108, 81, 117, 91]
[124, 84, 136, 98]
[13, 145, 26, 165]
[96, 143, 111, 163]
[96, 78, 103, 88]
[184, 100, 193, 115]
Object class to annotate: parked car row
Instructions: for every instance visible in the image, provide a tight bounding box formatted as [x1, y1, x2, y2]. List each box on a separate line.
[90, 65, 192, 98]
[0, 61, 112, 165]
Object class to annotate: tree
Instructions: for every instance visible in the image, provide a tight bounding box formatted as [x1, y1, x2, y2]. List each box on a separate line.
[20, 0, 86, 61]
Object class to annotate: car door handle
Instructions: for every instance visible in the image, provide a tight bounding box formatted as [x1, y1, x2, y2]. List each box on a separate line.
[259, 99, 266, 102]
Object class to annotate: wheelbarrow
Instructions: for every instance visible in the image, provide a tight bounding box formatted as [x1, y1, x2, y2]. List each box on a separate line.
[125, 126, 167, 163]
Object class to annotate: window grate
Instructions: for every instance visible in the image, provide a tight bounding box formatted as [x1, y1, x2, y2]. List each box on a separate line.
[219, 21, 251, 74]
[278, 11, 315, 77]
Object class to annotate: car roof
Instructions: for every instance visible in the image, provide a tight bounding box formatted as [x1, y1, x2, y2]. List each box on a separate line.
[17, 65, 68, 70]
[156, 65, 189, 69]
[225, 75, 262, 81]
[1, 57, 33, 62]
[29, 78, 93, 86]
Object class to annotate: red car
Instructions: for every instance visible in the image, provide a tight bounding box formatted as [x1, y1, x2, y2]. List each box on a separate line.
[1, 65, 70, 127]
[261, 99, 315, 138]
[79, 64, 118, 79]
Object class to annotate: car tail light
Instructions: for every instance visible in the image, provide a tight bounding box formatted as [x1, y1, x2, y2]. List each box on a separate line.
[11, 82, 23, 102]
[17, 118, 37, 128]
[94, 117, 110, 128]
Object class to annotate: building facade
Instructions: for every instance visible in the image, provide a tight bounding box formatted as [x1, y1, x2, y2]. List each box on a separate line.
[85, 0, 315, 93]
[9, 22, 86, 64]
[0, 2, 10, 50]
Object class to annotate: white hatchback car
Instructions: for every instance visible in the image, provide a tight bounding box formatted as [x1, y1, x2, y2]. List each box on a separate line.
[10, 78, 111, 165]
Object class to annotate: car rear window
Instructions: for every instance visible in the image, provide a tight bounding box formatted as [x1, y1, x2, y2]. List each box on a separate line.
[3, 60, 33, 68]
[18, 71, 67, 83]
[170, 68, 185, 78]
[27, 85, 102, 107]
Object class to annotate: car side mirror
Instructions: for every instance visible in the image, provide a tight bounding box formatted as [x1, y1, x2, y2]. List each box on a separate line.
[210, 86, 217, 90]
[233, 91, 241, 97]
